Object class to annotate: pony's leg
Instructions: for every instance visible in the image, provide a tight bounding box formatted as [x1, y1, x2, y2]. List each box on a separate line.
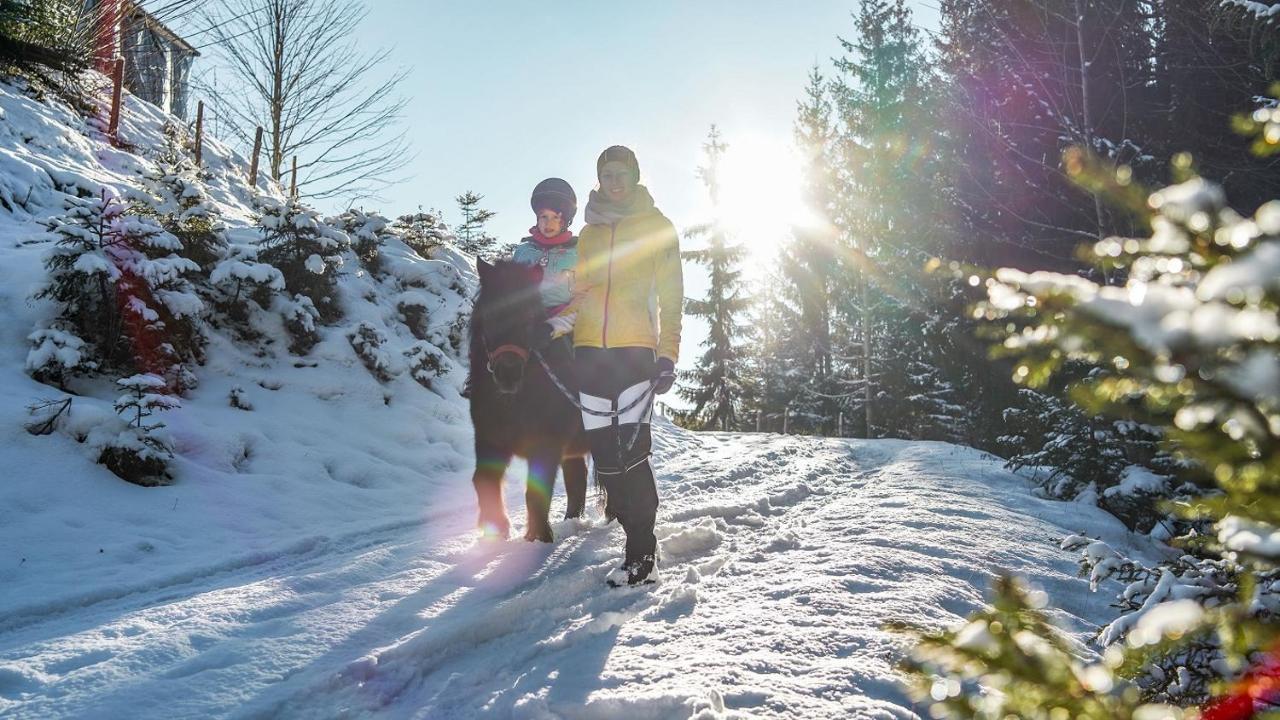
[562, 456, 587, 520]
[523, 449, 559, 543]
[473, 446, 512, 539]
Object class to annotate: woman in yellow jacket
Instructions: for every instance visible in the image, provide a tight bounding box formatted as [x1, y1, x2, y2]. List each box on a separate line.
[550, 145, 682, 586]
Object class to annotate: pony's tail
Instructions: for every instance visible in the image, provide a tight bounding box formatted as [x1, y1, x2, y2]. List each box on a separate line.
[593, 464, 616, 524]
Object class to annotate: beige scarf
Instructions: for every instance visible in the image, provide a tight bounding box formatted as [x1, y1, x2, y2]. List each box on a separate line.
[583, 184, 658, 225]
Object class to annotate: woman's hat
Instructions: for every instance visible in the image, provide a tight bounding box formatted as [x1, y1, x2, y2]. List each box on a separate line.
[530, 177, 577, 225]
[596, 145, 639, 182]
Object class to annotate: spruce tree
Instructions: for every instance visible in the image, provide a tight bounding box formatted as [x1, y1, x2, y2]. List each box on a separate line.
[393, 209, 449, 259]
[100, 373, 179, 486]
[829, 0, 936, 438]
[132, 123, 227, 270]
[779, 67, 842, 433]
[901, 158, 1280, 717]
[255, 196, 348, 322]
[455, 191, 498, 260]
[31, 190, 203, 388]
[677, 126, 750, 431]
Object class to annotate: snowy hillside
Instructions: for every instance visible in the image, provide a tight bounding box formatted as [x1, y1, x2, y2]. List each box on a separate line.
[0, 77, 471, 634]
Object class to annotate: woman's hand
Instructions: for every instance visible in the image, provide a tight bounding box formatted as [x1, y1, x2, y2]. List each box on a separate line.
[653, 357, 675, 395]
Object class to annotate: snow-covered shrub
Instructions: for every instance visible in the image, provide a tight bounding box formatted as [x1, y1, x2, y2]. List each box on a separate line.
[1061, 535, 1268, 706]
[210, 246, 285, 323]
[131, 123, 227, 269]
[1000, 386, 1128, 496]
[903, 165, 1280, 717]
[392, 210, 449, 259]
[228, 385, 253, 411]
[31, 190, 203, 386]
[396, 292, 436, 341]
[98, 374, 178, 486]
[25, 327, 93, 387]
[404, 341, 445, 389]
[279, 293, 321, 355]
[333, 208, 392, 273]
[349, 322, 394, 382]
[255, 197, 347, 322]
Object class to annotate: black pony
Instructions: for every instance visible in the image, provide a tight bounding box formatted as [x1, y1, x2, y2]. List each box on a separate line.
[469, 259, 589, 542]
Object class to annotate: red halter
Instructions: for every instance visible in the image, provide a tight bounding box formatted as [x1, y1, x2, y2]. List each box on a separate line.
[487, 343, 529, 367]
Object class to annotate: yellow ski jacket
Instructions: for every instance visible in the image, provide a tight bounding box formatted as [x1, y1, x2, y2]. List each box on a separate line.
[555, 197, 683, 363]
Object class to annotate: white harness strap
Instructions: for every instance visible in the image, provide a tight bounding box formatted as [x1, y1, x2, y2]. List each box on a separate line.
[579, 380, 653, 432]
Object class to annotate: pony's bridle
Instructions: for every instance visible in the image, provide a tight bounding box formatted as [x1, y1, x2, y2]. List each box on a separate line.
[486, 342, 528, 373]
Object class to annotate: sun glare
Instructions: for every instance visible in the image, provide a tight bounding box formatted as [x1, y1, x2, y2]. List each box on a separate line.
[712, 134, 817, 266]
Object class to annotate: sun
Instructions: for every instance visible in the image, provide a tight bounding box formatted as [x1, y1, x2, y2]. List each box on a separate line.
[712, 133, 817, 264]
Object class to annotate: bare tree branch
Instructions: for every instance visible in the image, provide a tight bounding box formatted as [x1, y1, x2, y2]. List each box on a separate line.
[191, 0, 413, 202]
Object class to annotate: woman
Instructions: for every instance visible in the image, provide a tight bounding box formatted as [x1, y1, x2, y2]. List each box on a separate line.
[550, 145, 682, 586]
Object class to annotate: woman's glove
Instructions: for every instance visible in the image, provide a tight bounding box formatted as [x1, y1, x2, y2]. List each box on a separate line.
[653, 357, 676, 395]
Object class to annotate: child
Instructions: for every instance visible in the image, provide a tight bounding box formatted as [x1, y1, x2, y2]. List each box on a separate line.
[513, 177, 579, 346]
[463, 178, 578, 398]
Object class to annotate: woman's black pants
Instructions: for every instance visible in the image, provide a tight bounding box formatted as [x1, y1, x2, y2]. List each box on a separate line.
[574, 347, 658, 566]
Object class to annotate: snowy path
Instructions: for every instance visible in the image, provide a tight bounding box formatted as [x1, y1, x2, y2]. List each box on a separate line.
[0, 426, 1131, 719]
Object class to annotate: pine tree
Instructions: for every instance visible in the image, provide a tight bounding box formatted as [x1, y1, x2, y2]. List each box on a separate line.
[333, 207, 392, 273]
[902, 158, 1280, 717]
[455, 191, 498, 260]
[393, 209, 449, 259]
[31, 190, 203, 388]
[676, 126, 751, 431]
[99, 373, 179, 486]
[778, 67, 842, 433]
[132, 123, 227, 270]
[829, 0, 936, 438]
[255, 196, 348, 322]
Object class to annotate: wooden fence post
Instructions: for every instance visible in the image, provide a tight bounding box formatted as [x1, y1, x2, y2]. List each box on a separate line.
[193, 100, 204, 166]
[108, 58, 124, 143]
[756, 409, 761, 433]
[248, 126, 263, 185]
[290, 156, 297, 198]
[838, 412, 844, 437]
[783, 405, 790, 435]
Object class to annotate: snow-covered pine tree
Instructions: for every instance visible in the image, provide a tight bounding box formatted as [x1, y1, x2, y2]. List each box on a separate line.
[454, 191, 498, 260]
[775, 68, 842, 434]
[31, 190, 203, 389]
[827, 0, 938, 438]
[348, 321, 394, 382]
[392, 209, 449, 259]
[333, 207, 392, 273]
[1000, 383, 1130, 498]
[901, 163, 1280, 717]
[740, 268, 825, 434]
[676, 126, 751, 431]
[99, 373, 179, 486]
[209, 245, 286, 324]
[254, 196, 348, 323]
[872, 302, 971, 444]
[131, 123, 227, 269]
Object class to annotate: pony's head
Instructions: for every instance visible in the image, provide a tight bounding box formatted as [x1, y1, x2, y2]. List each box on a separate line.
[473, 258, 544, 395]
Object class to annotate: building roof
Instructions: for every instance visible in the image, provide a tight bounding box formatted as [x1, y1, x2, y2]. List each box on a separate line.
[122, 0, 200, 57]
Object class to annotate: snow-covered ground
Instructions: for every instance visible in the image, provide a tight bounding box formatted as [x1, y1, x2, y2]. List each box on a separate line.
[0, 74, 1155, 719]
[1, 421, 1149, 719]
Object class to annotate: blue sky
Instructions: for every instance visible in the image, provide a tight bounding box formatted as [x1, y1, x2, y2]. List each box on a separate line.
[349, 2, 939, 246]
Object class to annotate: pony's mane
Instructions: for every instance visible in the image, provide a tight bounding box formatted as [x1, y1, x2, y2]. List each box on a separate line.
[469, 260, 543, 369]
